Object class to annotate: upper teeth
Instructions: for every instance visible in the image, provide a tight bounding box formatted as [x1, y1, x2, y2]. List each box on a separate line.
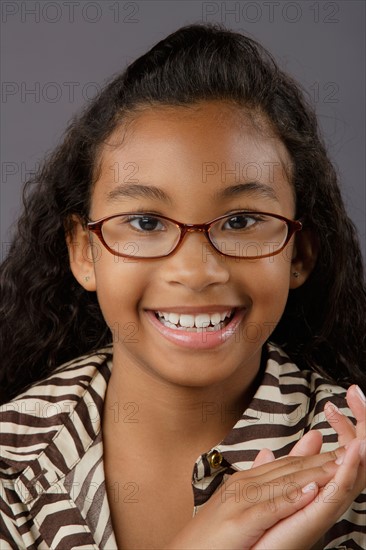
[156, 310, 233, 328]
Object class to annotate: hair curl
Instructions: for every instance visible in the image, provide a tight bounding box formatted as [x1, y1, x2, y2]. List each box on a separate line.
[1, 23, 365, 403]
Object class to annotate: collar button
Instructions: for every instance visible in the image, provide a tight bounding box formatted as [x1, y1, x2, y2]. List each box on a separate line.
[208, 450, 223, 469]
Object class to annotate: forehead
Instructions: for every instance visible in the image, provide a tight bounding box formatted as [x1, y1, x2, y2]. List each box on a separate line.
[91, 101, 294, 211]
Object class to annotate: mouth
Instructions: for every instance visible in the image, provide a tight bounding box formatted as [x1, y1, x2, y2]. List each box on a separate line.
[154, 309, 235, 332]
[145, 307, 246, 349]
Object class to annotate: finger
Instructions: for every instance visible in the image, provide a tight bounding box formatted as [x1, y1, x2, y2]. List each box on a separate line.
[299, 439, 365, 541]
[346, 385, 366, 439]
[241, 479, 320, 549]
[324, 401, 356, 447]
[254, 460, 339, 504]
[329, 438, 365, 495]
[252, 448, 276, 468]
[289, 430, 323, 456]
[234, 446, 346, 484]
[251, 440, 365, 549]
[225, 458, 340, 510]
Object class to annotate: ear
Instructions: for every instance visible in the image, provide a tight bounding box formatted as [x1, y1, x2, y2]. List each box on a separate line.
[290, 228, 319, 289]
[65, 215, 97, 292]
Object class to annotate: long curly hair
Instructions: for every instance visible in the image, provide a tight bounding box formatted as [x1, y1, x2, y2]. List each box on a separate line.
[1, 23, 365, 404]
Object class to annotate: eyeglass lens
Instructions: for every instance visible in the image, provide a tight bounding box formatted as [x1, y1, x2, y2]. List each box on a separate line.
[100, 213, 289, 258]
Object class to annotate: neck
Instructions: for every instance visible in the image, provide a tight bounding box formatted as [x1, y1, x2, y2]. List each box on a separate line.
[102, 346, 265, 459]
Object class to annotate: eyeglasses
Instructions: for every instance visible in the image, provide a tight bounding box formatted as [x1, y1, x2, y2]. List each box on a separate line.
[86, 211, 302, 260]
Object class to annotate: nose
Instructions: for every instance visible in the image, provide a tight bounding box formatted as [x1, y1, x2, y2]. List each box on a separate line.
[162, 230, 230, 292]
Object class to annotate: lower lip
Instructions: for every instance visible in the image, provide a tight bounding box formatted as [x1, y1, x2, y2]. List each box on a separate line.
[144, 309, 247, 349]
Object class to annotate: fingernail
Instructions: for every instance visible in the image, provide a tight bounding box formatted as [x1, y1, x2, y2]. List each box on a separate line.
[326, 401, 344, 415]
[356, 385, 366, 404]
[302, 481, 318, 493]
[335, 454, 344, 465]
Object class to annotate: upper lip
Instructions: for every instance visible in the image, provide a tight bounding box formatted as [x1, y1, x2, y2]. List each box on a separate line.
[146, 306, 242, 314]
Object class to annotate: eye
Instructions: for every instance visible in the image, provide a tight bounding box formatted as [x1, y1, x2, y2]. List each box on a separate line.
[128, 215, 166, 232]
[222, 214, 260, 230]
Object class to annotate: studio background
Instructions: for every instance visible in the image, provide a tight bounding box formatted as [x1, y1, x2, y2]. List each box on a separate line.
[1, 0, 365, 260]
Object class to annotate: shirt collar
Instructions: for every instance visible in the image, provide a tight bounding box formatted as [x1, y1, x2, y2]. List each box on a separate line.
[0, 346, 113, 480]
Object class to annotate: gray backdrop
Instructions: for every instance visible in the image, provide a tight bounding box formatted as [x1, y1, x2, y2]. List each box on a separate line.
[1, 0, 365, 261]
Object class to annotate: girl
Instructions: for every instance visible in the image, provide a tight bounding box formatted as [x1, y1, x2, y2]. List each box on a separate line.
[0, 23, 365, 550]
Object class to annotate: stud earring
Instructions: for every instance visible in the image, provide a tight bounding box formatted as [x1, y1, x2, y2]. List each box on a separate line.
[84, 276, 90, 282]
[292, 271, 300, 278]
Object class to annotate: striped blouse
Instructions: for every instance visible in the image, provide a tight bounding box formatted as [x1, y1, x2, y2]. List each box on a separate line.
[0, 343, 365, 549]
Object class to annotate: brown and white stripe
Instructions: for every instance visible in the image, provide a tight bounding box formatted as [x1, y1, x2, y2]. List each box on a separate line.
[0, 343, 365, 549]
[1, 348, 116, 549]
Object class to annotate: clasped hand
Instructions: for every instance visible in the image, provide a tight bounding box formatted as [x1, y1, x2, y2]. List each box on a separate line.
[167, 385, 366, 550]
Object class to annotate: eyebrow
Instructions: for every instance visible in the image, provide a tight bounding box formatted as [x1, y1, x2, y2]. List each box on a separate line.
[215, 182, 279, 202]
[105, 181, 279, 204]
[106, 184, 171, 204]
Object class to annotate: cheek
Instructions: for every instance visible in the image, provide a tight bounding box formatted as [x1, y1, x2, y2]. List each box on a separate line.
[239, 255, 291, 320]
[92, 257, 150, 328]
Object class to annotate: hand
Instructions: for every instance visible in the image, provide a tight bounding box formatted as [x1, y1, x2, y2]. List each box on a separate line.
[250, 384, 366, 549]
[166, 385, 366, 550]
[254, 384, 366, 464]
[166, 448, 346, 550]
[324, 384, 366, 445]
[251, 438, 365, 549]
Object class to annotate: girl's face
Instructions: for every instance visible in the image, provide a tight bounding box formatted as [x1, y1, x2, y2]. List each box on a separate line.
[69, 101, 313, 389]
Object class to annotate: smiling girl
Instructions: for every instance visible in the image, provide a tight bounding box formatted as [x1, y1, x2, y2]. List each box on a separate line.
[0, 24, 365, 550]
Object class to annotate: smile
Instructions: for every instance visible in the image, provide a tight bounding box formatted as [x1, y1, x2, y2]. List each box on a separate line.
[155, 310, 234, 331]
[145, 307, 246, 349]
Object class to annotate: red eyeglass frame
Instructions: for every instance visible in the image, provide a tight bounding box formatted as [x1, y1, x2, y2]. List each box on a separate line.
[86, 211, 303, 260]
